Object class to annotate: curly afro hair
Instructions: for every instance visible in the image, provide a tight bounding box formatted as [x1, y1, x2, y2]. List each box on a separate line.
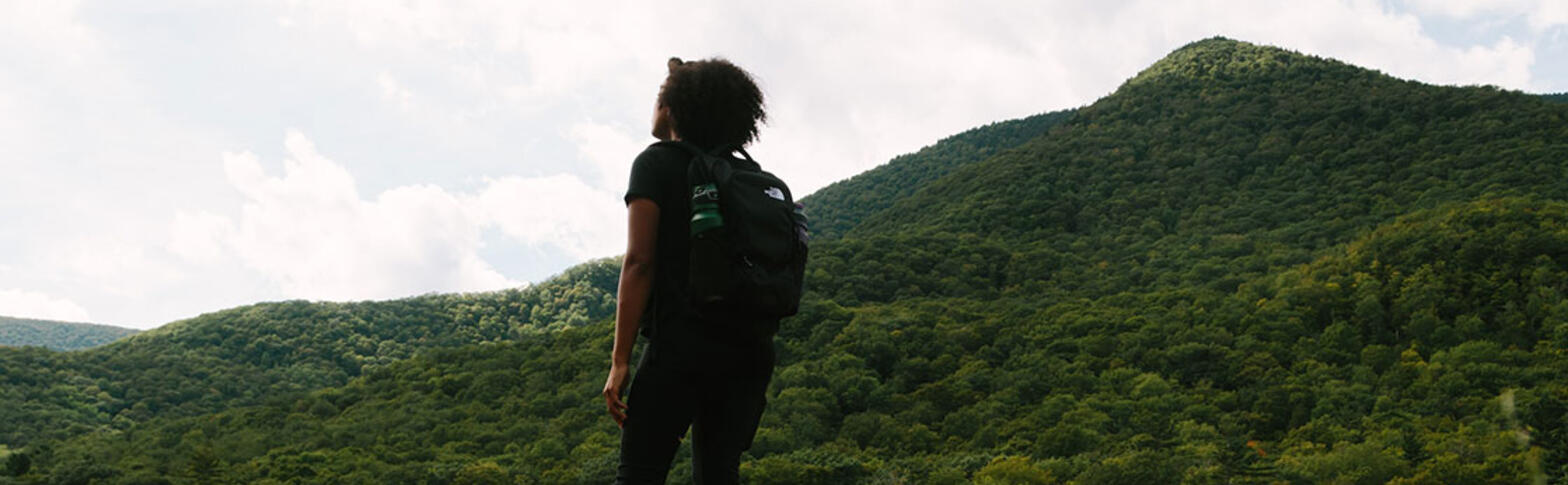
[658, 57, 766, 149]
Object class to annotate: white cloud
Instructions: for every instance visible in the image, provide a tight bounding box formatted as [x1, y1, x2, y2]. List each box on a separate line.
[0, 1, 100, 66]
[0, 289, 92, 323]
[169, 211, 237, 265]
[569, 120, 649, 190]
[378, 72, 415, 112]
[1405, 0, 1568, 32]
[1446, 36, 1535, 87]
[468, 173, 625, 262]
[184, 129, 624, 302]
[1202, 0, 1537, 89]
[213, 130, 515, 300]
[47, 238, 185, 300]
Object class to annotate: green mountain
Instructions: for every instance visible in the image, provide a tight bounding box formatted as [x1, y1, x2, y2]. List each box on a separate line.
[8, 37, 1568, 484]
[0, 259, 618, 450]
[853, 38, 1566, 297]
[1544, 93, 1567, 104]
[0, 317, 138, 351]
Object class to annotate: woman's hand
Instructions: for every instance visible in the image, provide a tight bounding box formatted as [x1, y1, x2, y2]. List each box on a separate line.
[603, 363, 631, 427]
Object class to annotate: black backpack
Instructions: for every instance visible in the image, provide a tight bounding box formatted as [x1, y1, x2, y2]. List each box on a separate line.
[658, 141, 808, 324]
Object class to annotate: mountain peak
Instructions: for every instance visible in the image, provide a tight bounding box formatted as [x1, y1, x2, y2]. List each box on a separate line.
[1125, 37, 1333, 87]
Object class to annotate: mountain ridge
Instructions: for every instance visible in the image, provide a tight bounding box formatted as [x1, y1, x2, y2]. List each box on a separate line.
[0, 258, 619, 449]
[800, 109, 1076, 241]
[0, 316, 138, 351]
[849, 38, 1566, 297]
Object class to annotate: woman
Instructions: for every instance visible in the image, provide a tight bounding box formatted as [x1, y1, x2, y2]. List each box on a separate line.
[604, 57, 774, 484]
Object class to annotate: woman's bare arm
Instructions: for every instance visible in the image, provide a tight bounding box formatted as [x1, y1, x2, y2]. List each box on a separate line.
[603, 197, 660, 427]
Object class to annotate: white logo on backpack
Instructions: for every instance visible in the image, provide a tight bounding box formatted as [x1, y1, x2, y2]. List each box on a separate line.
[764, 187, 785, 201]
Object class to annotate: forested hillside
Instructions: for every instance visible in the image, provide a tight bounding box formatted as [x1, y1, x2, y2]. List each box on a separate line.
[0, 259, 617, 450]
[7, 37, 1568, 484]
[801, 109, 1076, 241]
[1544, 93, 1567, 103]
[27, 198, 1568, 484]
[854, 38, 1567, 300]
[0, 317, 137, 351]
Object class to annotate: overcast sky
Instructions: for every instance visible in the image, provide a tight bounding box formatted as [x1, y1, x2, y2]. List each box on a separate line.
[2, 0, 1565, 330]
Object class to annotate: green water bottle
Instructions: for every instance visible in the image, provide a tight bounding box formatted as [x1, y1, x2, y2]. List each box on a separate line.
[690, 183, 723, 236]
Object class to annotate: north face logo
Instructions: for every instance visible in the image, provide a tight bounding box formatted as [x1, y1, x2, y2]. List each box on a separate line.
[764, 187, 785, 201]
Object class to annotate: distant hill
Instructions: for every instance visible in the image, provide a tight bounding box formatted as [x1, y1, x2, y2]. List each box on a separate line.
[11, 38, 1568, 483]
[0, 316, 137, 351]
[1544, 92, 1568, 103]
[0, 258, 618, 449]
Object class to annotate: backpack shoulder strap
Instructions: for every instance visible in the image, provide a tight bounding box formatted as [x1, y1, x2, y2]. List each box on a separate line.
[652, 140, 744, 160]
[651, 139, 703, 156]
[653, 140, 746, 184]
[648, 140, 711, 186]
[732, 147, 755, 163]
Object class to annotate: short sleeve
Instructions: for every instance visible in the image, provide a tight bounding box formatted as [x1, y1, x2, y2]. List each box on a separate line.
[625, 146, 676, 207]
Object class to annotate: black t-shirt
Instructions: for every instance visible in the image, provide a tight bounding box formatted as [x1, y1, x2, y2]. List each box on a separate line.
[624, 142, 773, 375]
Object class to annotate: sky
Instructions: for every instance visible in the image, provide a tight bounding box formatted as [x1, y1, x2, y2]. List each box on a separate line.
[1, 0, 1565, 330]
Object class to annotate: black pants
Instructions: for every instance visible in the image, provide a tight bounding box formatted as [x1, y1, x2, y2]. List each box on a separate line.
[616, 343, 773, 484]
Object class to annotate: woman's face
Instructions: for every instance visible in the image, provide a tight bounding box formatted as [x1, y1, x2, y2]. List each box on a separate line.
[651, 99, 673, 141]
[651, 71, 677, 141]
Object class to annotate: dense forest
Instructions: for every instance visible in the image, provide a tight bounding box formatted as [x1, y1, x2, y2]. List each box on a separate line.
[0, 260, 617, 449]
[4, 37, 1567, 483]
[0, 318, 138, 352]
